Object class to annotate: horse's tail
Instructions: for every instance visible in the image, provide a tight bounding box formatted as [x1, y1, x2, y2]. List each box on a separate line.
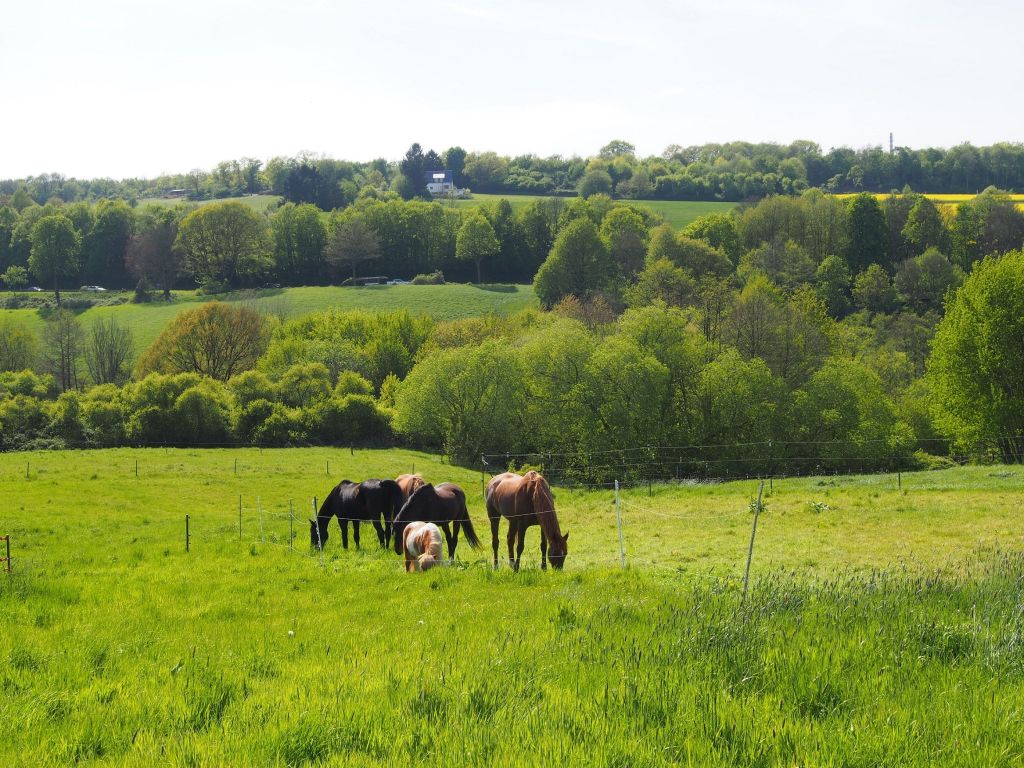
[460, 509, 482, 549]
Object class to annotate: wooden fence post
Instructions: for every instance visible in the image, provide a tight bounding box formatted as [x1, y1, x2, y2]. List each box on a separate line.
[185, 515, 190, 553]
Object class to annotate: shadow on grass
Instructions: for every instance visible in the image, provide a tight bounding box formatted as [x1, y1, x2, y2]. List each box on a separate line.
[469, 284, 519, 293]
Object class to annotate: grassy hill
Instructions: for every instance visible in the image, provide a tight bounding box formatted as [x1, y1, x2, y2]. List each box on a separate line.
[136, 194, 281, 211]
[1, 449, 1021, 765]
[452, 192, 737, 228]
[0, 283, 537, 355]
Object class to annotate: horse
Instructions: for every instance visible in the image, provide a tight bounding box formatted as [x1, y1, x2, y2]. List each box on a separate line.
[392, 482, 482, 561]
[485, 471, 568, 571]
[396, 473, 426, 503]
[309, 479, 404, 550]
[402, 521, 445, 572]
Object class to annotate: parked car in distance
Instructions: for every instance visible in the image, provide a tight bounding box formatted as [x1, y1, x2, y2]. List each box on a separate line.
[28, 286, 44, 292]
[386, 279, 410, 285]
[80, 285, 107, 292]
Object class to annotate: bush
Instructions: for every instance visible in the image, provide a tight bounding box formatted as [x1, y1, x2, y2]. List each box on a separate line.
[411, 270, 445, 285]
[304, 394, 392, 445]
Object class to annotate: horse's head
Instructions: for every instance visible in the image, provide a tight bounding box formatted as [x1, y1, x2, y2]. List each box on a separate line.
[309, 517, 329, 550]
[393, 483, 432, 554]
[548, 530, 569, 569]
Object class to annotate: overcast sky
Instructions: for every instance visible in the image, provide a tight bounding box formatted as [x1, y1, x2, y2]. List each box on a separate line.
[2, 0, 1021, 179]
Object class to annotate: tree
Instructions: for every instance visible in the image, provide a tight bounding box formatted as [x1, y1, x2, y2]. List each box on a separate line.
[175, 202, 271, 290]
[136, 302, 269, 381]
[1, 265, 28, 292]
[444, 146, 467, 186]
[85, 317, 134, 385]
[533, 218, 614, 308]
[29, 214, 80, 303]
[928, 249, 1024, 461]
[577, 170, 613, 198]
[852, 264, 898, 314]
[625, 258, 695, 309]
[814, 255, 852, 317]
[894, 247, 959, 312]
[739, 238, 815, 287]
[271, 202, 327, 284]
[598, 140, 636, 159]
[902, 196, 947, 255]
[398, 143, 428, 199]
[126, 205, 186, 300]
[43, 309, 84, 392]
[0, 316, 36, 372]
[600, 207, 648, 279]
[682, 213, 742, 264]
[845, 193, 888, 271]
[455, 212, 499, 284]
[81, 199, 134, 286]
[325, 214, 380, 283]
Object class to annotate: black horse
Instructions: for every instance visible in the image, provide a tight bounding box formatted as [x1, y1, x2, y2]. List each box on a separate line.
[310, 479, 404, 551]
[391, 482, 482, 561]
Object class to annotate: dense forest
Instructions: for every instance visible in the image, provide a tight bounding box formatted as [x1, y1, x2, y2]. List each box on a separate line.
[1, 176, 1023, 478]
[3, 139, 1024, 207]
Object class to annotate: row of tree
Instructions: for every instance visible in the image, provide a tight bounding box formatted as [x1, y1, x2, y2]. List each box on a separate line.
[4, 140, 1024, 208]
[4, 185, 1022, 297]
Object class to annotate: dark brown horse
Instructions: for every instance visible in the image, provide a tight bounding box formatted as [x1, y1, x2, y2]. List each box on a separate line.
[395, 473, 426, 503]
[310, 479, 404, 550]
[392, 482, 481, 561]
[486, 471, 568, 570]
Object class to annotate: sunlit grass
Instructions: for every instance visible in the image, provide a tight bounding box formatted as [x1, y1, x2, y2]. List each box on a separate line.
[1, 450, 1022, 765]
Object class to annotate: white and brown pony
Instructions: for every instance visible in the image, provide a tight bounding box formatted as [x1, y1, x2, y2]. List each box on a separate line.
[485, 471, 568, 571]
[402, 521, 445, 572]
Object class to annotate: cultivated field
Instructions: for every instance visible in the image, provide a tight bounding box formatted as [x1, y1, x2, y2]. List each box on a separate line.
[0, 284, 537, 356]
[2, 449, 1022, 765]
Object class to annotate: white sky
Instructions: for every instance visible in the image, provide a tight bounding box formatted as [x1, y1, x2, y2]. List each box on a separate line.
[2, 0, 1021, 180]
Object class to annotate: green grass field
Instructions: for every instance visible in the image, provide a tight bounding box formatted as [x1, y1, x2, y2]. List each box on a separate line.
[136, 194, 281, 212]
[0, 284, 537, 356]
[453, 193, 737, 229]
[2, 449, 1022, 765]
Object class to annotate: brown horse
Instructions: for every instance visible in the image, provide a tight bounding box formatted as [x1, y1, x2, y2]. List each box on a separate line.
[395, 473, 426, 503]
[485, 471, 568, 571]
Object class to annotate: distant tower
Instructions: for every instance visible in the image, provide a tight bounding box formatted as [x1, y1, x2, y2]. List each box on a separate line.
[889, 132, 894, 154]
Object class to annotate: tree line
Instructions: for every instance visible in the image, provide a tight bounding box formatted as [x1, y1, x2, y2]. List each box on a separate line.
[4, 139, 1024, 208]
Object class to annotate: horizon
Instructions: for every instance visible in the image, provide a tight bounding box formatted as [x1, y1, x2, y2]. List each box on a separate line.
[2, 0, 1022, 180]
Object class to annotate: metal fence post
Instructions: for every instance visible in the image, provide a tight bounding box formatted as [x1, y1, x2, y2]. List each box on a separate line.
[742, 480, 765, 602]
[615, 480, 625, 569]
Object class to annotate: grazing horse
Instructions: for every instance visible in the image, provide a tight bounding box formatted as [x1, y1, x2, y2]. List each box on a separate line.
[392, 483, 481, 561]
[396, 473, 426, 503]
[309, 479, 404, 550]
[486, 471, 568, 571]
[402, 521, 445, 572]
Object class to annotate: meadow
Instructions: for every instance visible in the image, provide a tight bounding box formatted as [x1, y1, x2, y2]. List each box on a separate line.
[452, 193, 738, 229]
[136, 194, 281, 212]
[0, 284, 537, 356]
[1, 448, 1022, 765]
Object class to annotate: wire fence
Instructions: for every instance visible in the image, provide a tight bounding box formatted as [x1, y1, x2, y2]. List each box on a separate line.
[2, 444, 1020, 585]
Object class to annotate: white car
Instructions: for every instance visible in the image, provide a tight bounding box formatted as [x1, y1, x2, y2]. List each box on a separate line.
[80, 285, 107, 292]
[386, 279, 410, 285]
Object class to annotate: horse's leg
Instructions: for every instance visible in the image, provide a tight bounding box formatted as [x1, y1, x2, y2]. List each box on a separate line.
[353, 521, 361, 550]
[506, 523, 518, 571]
[449, 520, 460, 564]
[540, 530, 548, 571]
[372, 520, 385, 549]
[441, 523, 455, 561]
[489, 513, 501, 570]
[515, 526, 527, 572]
[341, 519, 349, 550]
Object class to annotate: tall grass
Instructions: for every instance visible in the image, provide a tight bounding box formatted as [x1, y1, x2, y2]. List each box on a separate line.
[1, 450, 1022, 765]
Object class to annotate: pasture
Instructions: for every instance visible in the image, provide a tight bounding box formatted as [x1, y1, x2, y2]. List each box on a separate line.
[135, 194, 281, 212]
[453, 193, 738, 229]
[1, 449, 1022, 765]
[0, 283, 537, 356]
